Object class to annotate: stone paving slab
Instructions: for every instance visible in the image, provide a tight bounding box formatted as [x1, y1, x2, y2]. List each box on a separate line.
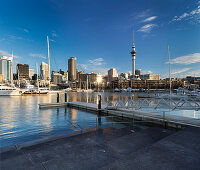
[100, 127, 200, 170]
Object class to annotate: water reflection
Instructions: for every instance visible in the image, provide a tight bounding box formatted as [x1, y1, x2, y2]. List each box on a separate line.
[0, 92, 199, 148]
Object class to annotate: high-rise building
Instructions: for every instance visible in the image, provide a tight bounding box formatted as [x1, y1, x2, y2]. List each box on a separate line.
[29, 69, 34, 80]
[130, 32, 136, 77]
[68, 57, 77, 81]
[40, 62, 49, 80]
[17, 64, 29, 80]
[0, 56, 13, 81]
[108, 68, 118, 82]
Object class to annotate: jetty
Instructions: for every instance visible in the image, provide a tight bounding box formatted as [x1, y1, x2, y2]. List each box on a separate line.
[38, 101, 200, 128]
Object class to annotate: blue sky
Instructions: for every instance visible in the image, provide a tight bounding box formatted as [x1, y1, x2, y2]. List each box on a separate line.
[0, 0, 200, 78]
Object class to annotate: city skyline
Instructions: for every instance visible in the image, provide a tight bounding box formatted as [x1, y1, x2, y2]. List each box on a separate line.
[0, 0, 200, 78]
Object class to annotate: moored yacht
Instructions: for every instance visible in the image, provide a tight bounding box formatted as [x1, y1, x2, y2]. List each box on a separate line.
[0, 84, 22, 96]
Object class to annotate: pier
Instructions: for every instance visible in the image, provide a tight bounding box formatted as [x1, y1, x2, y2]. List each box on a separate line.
[38, 101, 200, 128]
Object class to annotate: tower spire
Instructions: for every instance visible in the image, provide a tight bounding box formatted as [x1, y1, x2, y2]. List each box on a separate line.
[130, 32, 136, 77]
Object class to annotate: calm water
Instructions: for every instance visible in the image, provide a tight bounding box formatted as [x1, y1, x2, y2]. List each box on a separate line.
[0, 92, 139, 148]
[0, 91, 199, 148]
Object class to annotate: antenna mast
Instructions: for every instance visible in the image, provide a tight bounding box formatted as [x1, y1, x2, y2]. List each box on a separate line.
[168, 45, 172, 95]
[47, 36, 50, 90]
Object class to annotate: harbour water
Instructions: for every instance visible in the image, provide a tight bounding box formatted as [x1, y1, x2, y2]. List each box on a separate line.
[0, 92, 139, 148]
[0, 92, 199, 148]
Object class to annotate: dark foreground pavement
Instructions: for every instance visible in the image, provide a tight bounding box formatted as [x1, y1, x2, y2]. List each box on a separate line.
[1, 126, 200, 170]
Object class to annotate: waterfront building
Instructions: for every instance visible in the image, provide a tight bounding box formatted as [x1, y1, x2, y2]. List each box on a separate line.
[135, 69, 141, 76]
[64, 72, 68, 81]
[108, 68, 118, 82]
[130, 33, 136, 77]
[59, 69, 64, 75]
[119, 73, 128, 80]
[17, 64, 29, 80]
[0, 74, 3, 82]
[40, 62, 49, 80]
[0, 56, 13, 81]
[140, 74, 160, 81]
[78, 73, 98, 89]
[68, 56, 77, 81]
[29, 69, 34, 80]
[52, 72, 63, 84]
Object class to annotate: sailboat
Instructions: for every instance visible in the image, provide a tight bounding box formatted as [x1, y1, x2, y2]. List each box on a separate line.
[23, 36, 50, 95]
[159, 45, 188, 100]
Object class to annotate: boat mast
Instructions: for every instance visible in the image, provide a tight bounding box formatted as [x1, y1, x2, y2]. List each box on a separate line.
[36, 63, 39, 92]
[47, 36, 50, 90]
[86, 75, 88, 90]
[18, 67, 20, 88]
[168, 45, 172, 95]
[11, 51, 13, 85]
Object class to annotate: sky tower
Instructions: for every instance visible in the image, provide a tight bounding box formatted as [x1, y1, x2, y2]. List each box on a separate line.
[130, 32, 136, 77]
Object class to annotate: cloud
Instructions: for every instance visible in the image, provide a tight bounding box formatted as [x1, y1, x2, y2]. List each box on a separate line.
[134, 9, 151, 19]
[0, 38, 6, 41]
[78, 58, 108, 75]
[51, 30, 58, 37]
[23, 29, 29, 33]
[17, 28, 29, 33]
[141, 70, 153, 74]
[187, 69, 200, 76]
[8, 35, 24, 40]
[166, 53, 200, 65]
[137, 24, 157, 33]
[142, 16, 157, 22]
[8, 35, 31, 41]
[88, 58, 105, 66]
[172, 4, 200, 23]
[171, 68, 191, 75]
[0, 50, 19, 58]
[29, 53, 46, 59]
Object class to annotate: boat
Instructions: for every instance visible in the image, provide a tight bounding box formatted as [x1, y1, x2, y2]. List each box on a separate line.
[65, 87, 72, 92]
[121, 88, 128, 92]
[114, 88, 120, 92]
[81, 89, 94, 92]
[127, 87, 132, 92]
[23, 89, 48, 95]
[0, 84, 22, 96]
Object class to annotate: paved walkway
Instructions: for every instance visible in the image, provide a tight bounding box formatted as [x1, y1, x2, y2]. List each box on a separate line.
[1, 126, 200, 170]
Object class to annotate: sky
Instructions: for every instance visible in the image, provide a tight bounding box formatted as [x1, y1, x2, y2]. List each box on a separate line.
[0, 0, 200, 78]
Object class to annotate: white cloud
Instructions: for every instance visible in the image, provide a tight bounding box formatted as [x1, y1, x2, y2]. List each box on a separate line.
[171, 68, 191, 75]
[166, 53, 200, 65]
[134, 9, 151, 19]
[141, 70, 153, 74]
[172, 4, 200, 22]
[187, 69, 200, 76]
[88, 58, 104, 66]
[17, 28, 29, 33]
[51, 30, 58, 37]
[78, 58, 108, 75]
[142, 16, 157, 22]
[137, 24, 157, 33]
[23, 29, 29, 33]
[0, 38, 6, 41]
[29, 53, 46, 59]
[0, 50, 19, 58]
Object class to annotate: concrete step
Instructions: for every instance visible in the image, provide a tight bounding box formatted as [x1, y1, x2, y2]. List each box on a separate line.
[100, 127, 200, 170]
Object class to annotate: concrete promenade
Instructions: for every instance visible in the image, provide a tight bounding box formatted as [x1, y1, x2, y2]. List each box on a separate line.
[39, 101, 200, 128]
[1, 126, 200, 170]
